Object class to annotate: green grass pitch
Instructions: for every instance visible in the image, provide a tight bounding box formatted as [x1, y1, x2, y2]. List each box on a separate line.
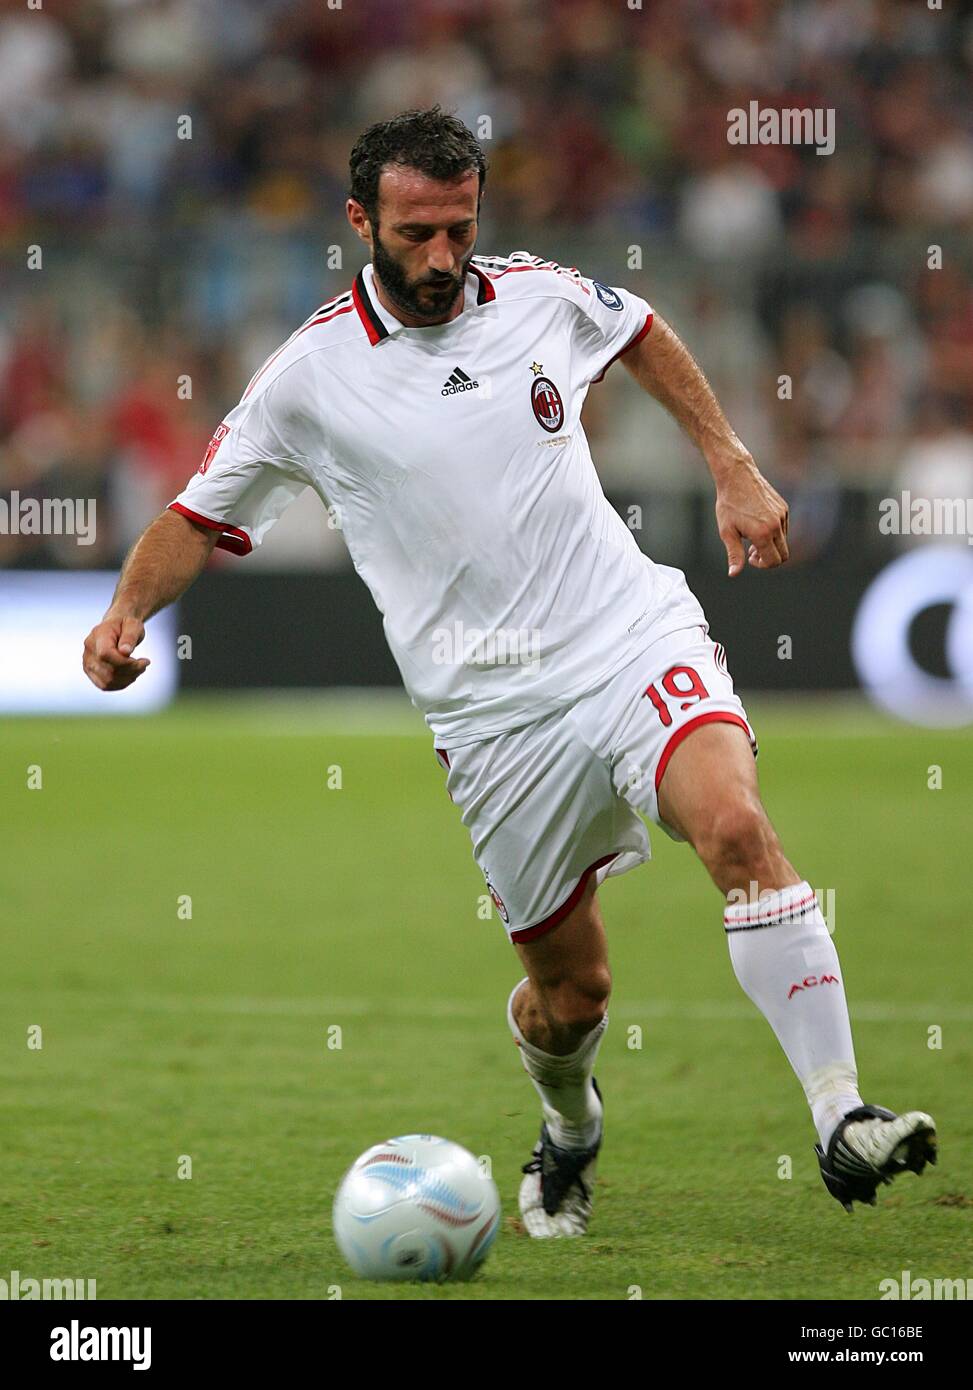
[2, 694, 971, 1300]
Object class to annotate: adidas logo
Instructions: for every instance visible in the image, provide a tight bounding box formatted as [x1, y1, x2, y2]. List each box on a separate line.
[441, 366, 479, 396]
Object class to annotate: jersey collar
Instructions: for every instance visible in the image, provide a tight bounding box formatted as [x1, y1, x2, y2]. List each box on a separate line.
[353, 261, 495, 346]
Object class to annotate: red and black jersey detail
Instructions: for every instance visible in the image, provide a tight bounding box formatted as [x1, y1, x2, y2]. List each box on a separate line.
[471, 265, 496, 304]
[353, 270, 391, 345]
[354, 265, 494, 339]
[472, 253, 588, 290]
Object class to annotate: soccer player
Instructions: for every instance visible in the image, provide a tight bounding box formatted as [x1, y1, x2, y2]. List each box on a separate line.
[82, 108, 936, 1236]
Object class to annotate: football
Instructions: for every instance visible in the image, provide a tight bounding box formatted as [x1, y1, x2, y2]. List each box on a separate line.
[332, 1134, 502, 1282]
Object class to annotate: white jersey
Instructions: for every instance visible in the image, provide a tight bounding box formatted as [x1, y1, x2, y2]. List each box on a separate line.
[169, 252, 705, 746]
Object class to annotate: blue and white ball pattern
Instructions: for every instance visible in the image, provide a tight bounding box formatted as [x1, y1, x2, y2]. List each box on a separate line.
[332, 1135, 501, 1282]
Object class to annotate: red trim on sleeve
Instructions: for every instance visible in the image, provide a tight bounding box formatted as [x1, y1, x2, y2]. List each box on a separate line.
[654, 711, 753, 793]
[168, 502, 253, 556]
[509, 854, 618, 944]
[591, 311, 653, 384]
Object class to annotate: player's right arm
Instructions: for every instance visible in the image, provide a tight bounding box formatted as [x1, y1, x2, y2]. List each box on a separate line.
[82, 509, 218, 691]
[84, 350, 318, 692]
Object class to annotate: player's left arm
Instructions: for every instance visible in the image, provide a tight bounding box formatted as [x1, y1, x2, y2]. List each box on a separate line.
[620, 313, 789, 577]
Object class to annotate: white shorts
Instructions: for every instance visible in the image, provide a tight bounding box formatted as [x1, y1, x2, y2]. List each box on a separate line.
[433, 623, 757, 943]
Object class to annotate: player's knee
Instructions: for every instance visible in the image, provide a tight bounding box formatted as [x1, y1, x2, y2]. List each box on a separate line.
[697, 797, 776, 878]
[540, 968, 611, 1037]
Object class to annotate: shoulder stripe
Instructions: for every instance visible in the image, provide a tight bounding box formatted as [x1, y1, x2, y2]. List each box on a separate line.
[308, 290, 354, 319]
[473, 254, 589, 293]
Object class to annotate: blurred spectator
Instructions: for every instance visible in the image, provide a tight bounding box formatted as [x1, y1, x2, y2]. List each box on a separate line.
[1, 0, 971, 571]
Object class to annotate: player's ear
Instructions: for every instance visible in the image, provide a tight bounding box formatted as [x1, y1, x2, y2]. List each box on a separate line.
[345, 198, 371, 244]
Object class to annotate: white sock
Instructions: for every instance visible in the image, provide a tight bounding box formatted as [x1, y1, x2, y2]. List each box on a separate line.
[723, 882, 864, 1151]
[506, 977, 605, 1150]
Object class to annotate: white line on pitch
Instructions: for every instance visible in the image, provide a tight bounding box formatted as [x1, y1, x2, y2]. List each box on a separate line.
[101, 993, 973, 1024]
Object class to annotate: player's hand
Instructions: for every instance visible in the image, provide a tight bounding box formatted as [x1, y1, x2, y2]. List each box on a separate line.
[713, 455, 789, 577]
[82, 615, 151, 691]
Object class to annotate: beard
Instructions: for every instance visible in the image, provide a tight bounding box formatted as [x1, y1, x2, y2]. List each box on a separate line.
[372, 229, 473, 321]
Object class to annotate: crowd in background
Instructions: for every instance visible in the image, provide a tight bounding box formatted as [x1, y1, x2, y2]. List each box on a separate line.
[2, 0, 973, 570]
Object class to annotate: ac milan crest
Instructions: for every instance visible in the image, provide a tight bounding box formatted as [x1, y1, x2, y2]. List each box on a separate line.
[530, 376, 564, 433]
[485, 873, 509, 923]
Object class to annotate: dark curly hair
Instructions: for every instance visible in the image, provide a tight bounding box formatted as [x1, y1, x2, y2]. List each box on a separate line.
[349, 106, 488, 225]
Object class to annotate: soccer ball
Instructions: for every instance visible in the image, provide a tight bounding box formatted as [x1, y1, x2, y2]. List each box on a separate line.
[332, 1134, 501, 1282]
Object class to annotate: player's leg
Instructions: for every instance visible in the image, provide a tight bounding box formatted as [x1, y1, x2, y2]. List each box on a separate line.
[435, 711, 649, 1235]
[657, 719, 936, 1208]
[507, 873, 610, 1235]
[508, 871, 610, 1145]
[656, 719, 796, 894]
[657, 719, 861, 1143]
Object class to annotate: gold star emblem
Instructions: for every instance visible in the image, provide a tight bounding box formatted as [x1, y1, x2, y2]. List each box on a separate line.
[529, 361, 544, 376]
